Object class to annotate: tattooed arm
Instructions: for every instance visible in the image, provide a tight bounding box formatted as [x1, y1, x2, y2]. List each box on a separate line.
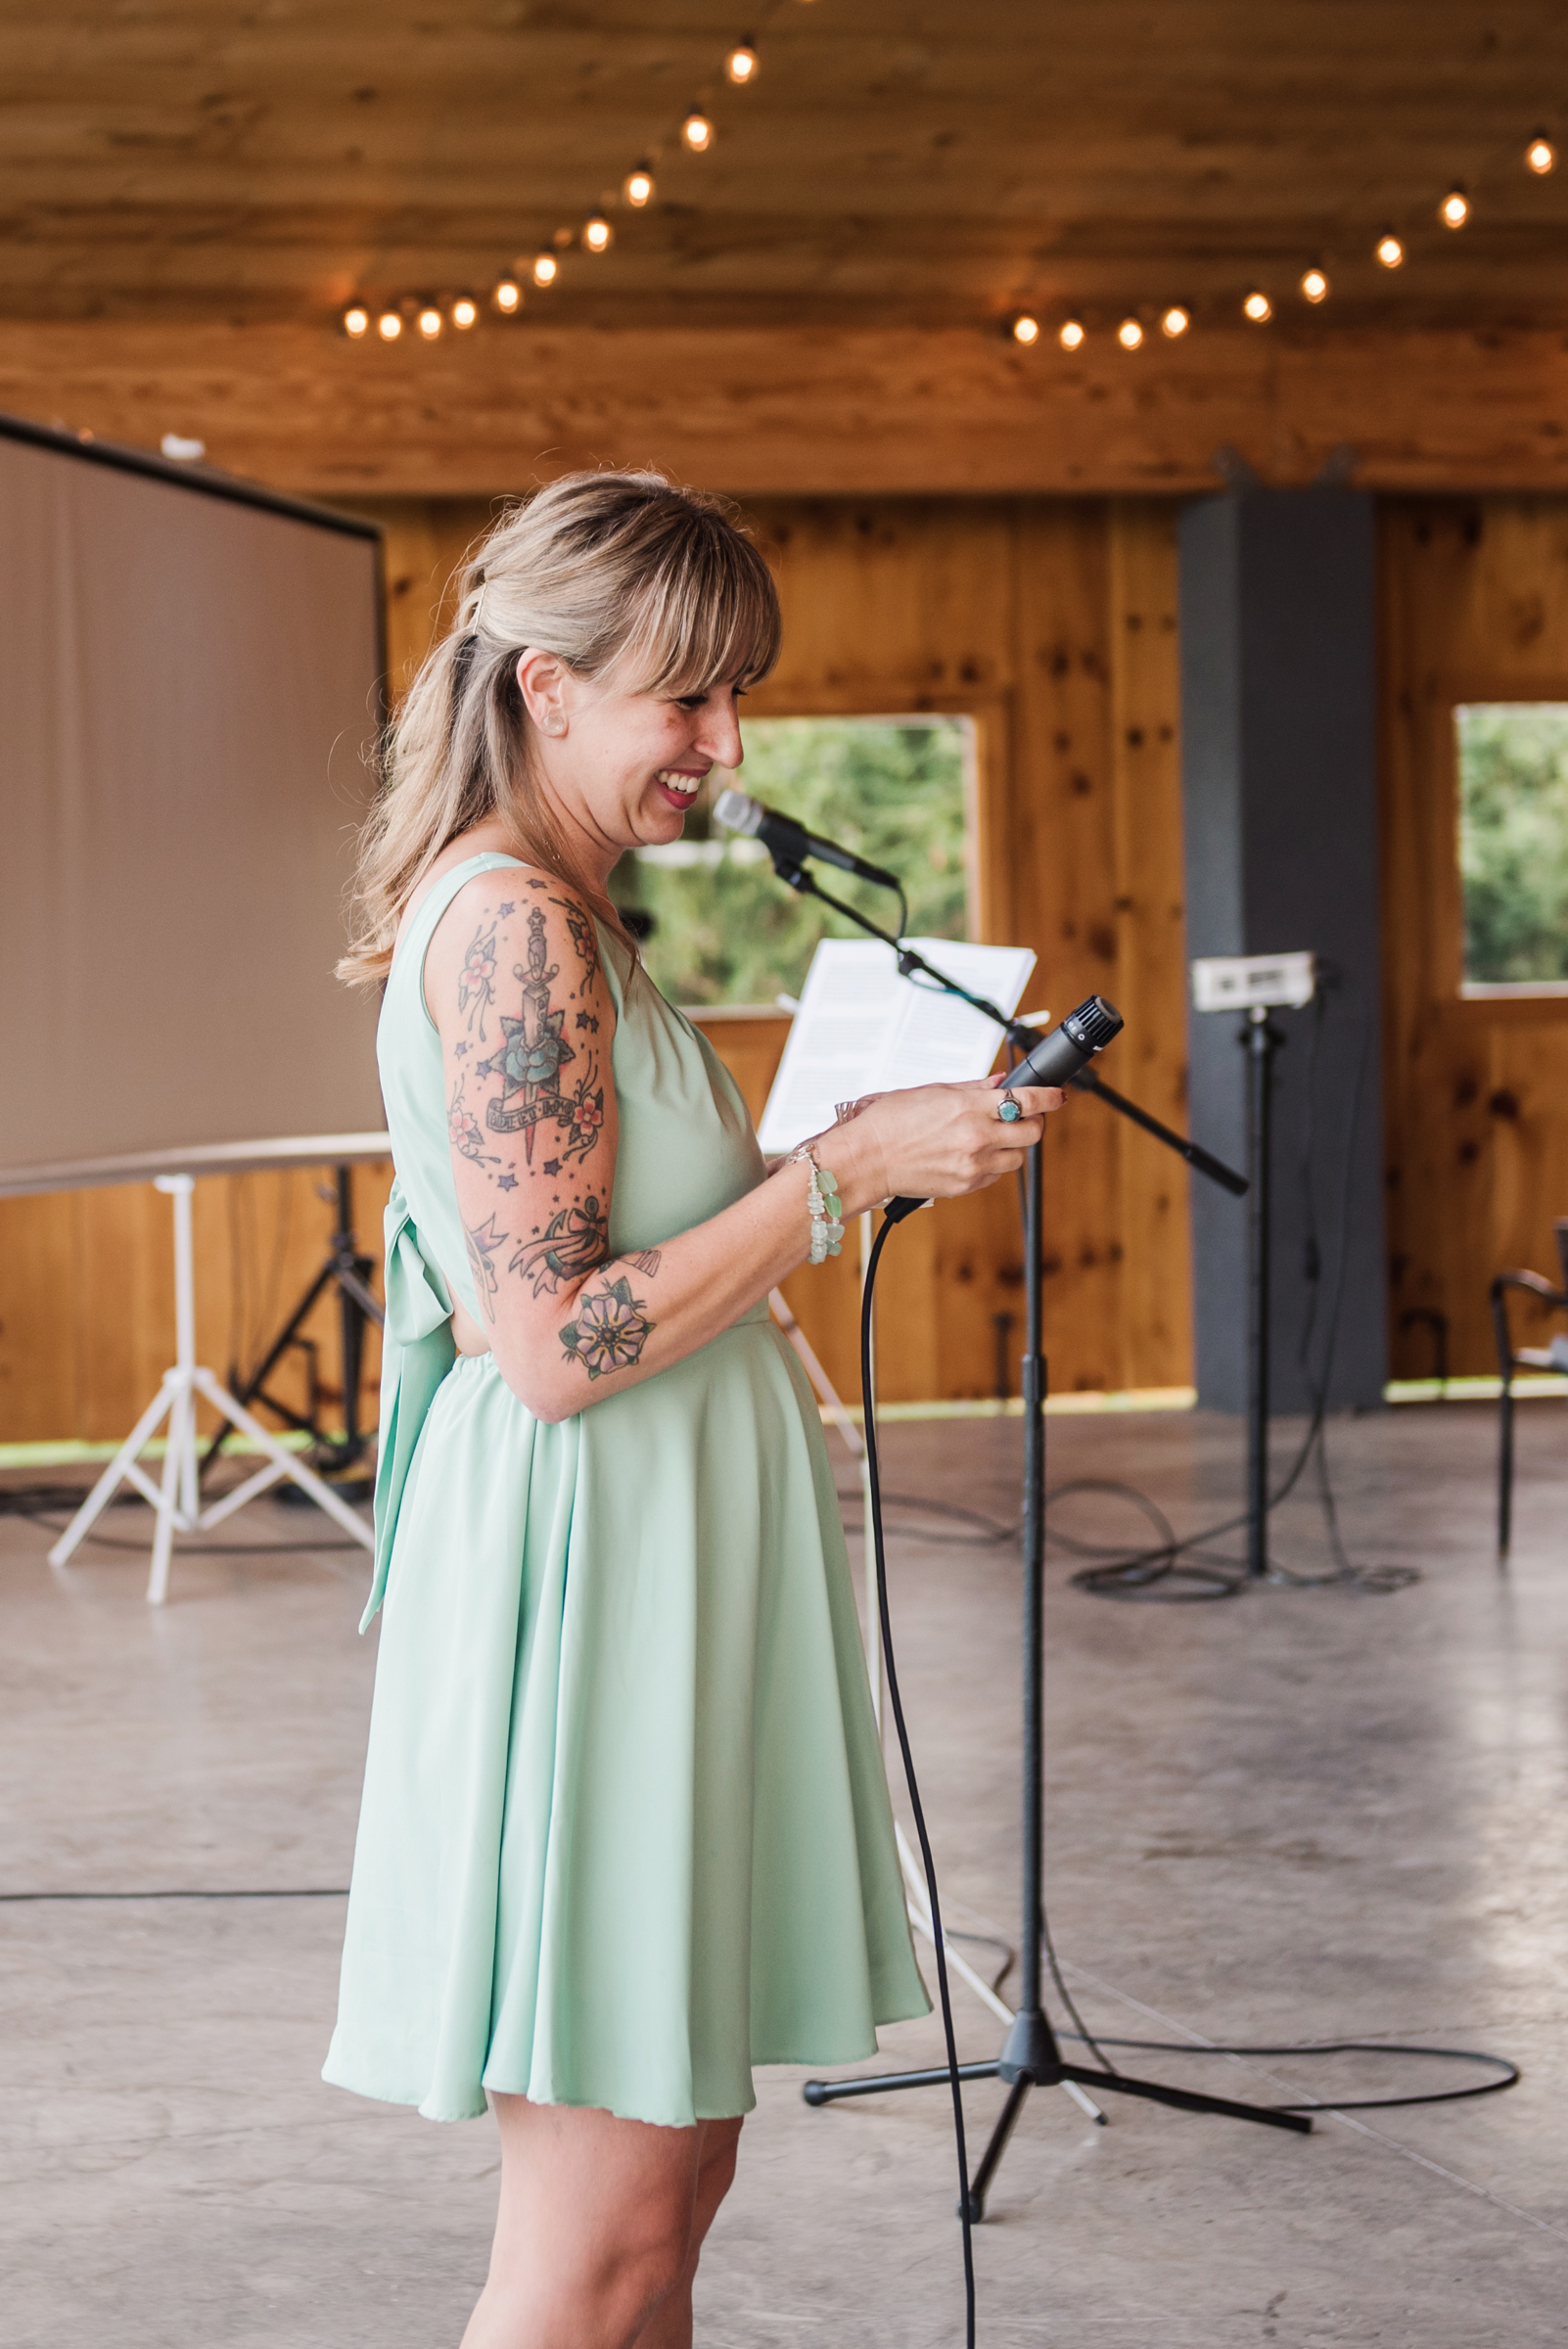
[426, 870, 1055, 1421]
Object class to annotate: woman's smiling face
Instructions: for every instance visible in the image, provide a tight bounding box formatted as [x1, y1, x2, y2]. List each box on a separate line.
[515, 649, 746, 882]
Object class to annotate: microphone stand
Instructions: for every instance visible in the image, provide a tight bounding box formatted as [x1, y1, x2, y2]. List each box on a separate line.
[767, 857, 1302, 2216]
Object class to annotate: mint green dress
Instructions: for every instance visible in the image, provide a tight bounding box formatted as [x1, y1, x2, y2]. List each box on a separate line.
[323, 853, 927, 2126]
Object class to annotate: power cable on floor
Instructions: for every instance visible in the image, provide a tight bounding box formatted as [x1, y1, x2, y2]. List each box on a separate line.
[1055, 2032, 1519, 2113]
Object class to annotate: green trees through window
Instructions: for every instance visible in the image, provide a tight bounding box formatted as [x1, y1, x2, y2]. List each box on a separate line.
[613, 715, 974, 1007]
[1456, 703, 1568, 988]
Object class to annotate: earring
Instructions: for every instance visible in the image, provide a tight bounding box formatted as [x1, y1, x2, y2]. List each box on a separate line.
[542, 713, 566, 736]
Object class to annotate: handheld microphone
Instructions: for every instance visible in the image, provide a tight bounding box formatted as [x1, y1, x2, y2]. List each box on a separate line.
[1006, 992, 1123, 1088]
[714, 785, 902, 896]
[884, 993, 1124, 1223]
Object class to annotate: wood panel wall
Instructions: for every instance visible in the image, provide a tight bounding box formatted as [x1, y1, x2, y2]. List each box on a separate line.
[0, 1163, 393, 1449]
[0, 493, 1194, 1444]
[1381, 495, 1568, 1377]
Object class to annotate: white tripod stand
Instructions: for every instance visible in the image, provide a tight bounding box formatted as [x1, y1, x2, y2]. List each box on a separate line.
[49, 1174, 375, 1604]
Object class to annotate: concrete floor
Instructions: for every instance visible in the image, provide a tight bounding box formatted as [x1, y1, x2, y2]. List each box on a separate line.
[2, 1400, 1566, 2348]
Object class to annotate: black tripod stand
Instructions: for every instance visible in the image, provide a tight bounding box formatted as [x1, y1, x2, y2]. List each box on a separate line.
[768, 865, 1309, 2215]
[204, 1163, 385, 1493]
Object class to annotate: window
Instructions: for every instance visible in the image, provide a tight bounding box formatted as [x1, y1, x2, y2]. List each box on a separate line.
[1455, 701, 1568, 992]
[612, 714, 976, 1007]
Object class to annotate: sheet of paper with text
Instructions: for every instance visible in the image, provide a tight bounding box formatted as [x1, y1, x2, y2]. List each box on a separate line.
[756, 937, 1038, 1156]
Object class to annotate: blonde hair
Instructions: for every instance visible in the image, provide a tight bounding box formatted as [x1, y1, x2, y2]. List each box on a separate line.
[339, 469, 782, 987]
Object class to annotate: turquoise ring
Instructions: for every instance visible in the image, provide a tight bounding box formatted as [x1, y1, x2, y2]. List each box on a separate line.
[998, 1090, 1023, 1123]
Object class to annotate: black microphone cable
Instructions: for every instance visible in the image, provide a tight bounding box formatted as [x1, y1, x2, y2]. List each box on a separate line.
[859, 1209, 978, 2349]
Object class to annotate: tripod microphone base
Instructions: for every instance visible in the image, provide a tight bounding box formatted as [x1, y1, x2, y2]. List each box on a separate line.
[804, 2037, 1313, 2220]
[996, 2004, 1061, 2085]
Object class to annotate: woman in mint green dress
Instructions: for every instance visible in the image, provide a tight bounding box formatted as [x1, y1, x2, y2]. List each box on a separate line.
[327, 472, 1058, 2349]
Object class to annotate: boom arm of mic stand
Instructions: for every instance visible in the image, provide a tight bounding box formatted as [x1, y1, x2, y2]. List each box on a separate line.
[1072, 1068, 1248, 1196]
[775, 858, 1246, 1193]
[775, 862, 1045, 1051]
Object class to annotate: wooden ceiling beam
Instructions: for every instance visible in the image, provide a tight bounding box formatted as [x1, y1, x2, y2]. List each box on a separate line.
[4, 2, 1568, 335]
[6, 318, 1568, 499]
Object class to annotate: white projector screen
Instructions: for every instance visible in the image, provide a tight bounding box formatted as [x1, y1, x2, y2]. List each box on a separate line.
[0, 416, 385, 1188]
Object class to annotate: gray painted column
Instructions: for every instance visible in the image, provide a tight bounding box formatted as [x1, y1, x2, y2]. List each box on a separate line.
[1178, 488, 1386, 1413]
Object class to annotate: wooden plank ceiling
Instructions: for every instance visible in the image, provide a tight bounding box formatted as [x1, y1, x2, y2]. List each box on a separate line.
[5, 2, 1568, 493]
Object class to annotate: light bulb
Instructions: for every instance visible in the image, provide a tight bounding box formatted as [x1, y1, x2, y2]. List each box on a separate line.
[450, 297, 479, 329]
[726, 42, 758, 83]
[417, 306, 442, 339]
[1527, 134, 1556, 174]
[1011, 313, 1040, 346]
[1243, 290, 1271, 322]
[532, 252, 558, 287]
[1161, 304, 1190, 339]
[583, 216, 614, 253]
[377, 310, 402, 341]
[492, 278, 522, 314]
[1376, 233, 1404, 268]
[1300, 267, 1329, 303]
[624, 167, 655, 207]
[1058, 317, 1084, 350]
[1118, 316, 1143, 349]
[343, 305, 369, 338]
[682, 112, 714, 152]
[1440, 188, 1469, 228]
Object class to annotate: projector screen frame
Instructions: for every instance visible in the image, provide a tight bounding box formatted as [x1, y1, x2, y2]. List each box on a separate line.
[0, 408, 385, 566]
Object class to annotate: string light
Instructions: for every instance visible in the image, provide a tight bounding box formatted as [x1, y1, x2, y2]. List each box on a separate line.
[1440, 187, 1469, 228]
[377, 310, 401, 341]
[1118, 317, 1143, 349]
[1527, 133, 1556, 174]
[683, 112, 714, 152]
[451, 297, 479, 330]
[1011, 314, 1040, 345]
[491, 278, 522, 313]
[623, 167, 655, 207]
[1243, 290, 1271, 322]
[417, 306, 442, 339]
[532, 252, 559, 288]
[1058, 318, 1084, 350]
[1300, 267, 1329, 303]
[343, 305, 369, 339]
[583, 216, 614, 253]
[725, 42, 758, 83]
[1376, 233, 1405, 268]
[1161, 304, 1190, 339]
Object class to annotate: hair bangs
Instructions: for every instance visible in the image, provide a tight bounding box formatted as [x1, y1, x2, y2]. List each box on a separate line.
[617, 515, 781, 702]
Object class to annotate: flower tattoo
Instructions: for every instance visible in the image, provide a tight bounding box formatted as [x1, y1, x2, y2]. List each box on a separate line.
[559, 1276, 654, 1380]
[447, 1076, 498, 1166]
[558, 1061, 606, 1165]
[458, 918, 500, 1038]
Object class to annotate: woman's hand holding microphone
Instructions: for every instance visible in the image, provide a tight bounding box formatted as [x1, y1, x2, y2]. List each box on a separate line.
[795, 999, 1122, 1221]
[822, 1075, 1065, 1219]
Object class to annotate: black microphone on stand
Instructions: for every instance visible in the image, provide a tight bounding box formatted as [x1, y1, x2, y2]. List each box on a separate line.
[713, 785, 903, 895]
[884, 994, 1124, 1223]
